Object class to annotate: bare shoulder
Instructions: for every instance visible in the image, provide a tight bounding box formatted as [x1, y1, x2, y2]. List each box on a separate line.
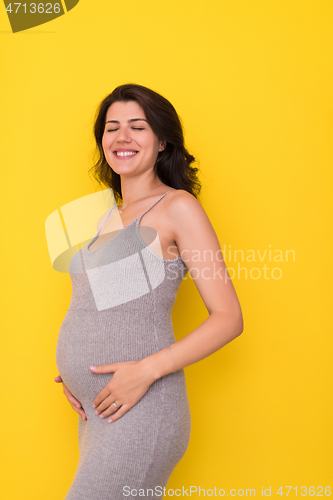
[165, 189, 213, 237]
[166, 189, 204, 215]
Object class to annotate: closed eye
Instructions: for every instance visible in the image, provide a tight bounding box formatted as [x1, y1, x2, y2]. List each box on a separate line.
[106, 128, 145, 132]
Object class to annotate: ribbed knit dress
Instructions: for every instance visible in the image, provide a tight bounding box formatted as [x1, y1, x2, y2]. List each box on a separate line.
[56, 191, 191, 500]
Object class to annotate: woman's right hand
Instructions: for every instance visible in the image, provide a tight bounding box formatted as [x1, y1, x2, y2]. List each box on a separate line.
[54, 375, 87, 421]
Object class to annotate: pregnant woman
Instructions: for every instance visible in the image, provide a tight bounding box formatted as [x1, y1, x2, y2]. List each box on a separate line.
[54, 83, 243, 499]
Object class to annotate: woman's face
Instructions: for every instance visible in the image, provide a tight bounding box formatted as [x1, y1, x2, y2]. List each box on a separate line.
[102, 100, 166, 176]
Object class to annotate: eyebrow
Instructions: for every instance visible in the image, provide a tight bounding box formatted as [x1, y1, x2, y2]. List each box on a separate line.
[105, 118, 148, 124]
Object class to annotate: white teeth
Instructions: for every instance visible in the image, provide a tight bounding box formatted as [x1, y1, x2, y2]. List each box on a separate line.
[115, 151, 137, 157]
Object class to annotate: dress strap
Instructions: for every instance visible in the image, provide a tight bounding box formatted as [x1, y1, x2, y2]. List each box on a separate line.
[94, 190, 173, 238]
[95, 205, 117, 237]
[136, 190, 173, 223]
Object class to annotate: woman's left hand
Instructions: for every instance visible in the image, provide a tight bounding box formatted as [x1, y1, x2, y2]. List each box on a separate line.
[90, 359, 156, 423]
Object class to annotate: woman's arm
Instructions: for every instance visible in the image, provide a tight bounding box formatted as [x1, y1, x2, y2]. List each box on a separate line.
[90, 191, 243, 422]
[141, 189, 244, 379]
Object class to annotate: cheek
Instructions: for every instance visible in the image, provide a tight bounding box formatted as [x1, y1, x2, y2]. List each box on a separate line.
[102, 136, 110, 154]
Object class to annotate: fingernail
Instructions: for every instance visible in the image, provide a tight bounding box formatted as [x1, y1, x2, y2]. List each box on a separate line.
[90, 366, 96, 370]
[108, 418, 113, 423]
[92, 403, 96, 408]
[95, 410, 99, 415]
[99, 414, 104, 419]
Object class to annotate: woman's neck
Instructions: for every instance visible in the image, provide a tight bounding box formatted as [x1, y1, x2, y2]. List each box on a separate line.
[119, 179, 165, 210]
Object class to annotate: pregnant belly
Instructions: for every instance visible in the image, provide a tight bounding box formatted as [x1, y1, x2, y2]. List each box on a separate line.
[56, 308, 159, 406]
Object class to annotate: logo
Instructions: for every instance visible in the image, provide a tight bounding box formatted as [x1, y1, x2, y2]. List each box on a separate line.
[3, 1, 80, 33]
[45, 189, 168, 310]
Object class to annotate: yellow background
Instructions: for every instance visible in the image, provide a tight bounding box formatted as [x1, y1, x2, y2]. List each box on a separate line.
[1, 0, 332, 498]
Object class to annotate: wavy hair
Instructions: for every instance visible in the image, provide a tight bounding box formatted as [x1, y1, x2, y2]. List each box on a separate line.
[89, 83, 201, 202]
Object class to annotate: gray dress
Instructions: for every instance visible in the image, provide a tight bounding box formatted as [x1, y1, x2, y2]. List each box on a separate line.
[56, 191, 191, 500]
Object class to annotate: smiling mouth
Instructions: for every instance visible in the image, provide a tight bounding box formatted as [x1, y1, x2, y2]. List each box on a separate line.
[114, 151, 138, 157]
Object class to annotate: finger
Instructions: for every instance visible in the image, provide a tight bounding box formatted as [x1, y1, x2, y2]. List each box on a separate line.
[108, 404, 130, 423]
[78, 410, 87, 421]
[67, 393, 82, 409]
[54, 375, 63, 383]
[62, 386, 83, 409]
[90, 363, 118, 374]
[96, 399, 122, 418]
[71, 404, 87, 421]
[92, 386, 114, 408]
[94, 394, 116, 415]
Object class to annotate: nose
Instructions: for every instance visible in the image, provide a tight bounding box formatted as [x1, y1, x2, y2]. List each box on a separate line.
[115, 126, 131, 142]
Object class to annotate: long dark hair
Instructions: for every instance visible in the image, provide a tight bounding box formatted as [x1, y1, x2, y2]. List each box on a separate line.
[89, 83, 201, 203]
